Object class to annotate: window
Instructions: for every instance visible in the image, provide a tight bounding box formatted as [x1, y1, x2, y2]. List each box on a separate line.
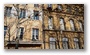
[48, 17, 53, 29]
[79, 22, 83, 31]
[34, 4, 39, 7]
[5, 7, 12, 17]
[74, 38, 79, 49]
[58, 5, 62, 10]
[11, 6, 17, 17]
[60, 18, 65, 30]
[75, 7, 79, 14]
[48, 4, 52, 7]
[67, 6, 71, 12]
[70, 20, 75, 31]
[18, 27, 24, 40]
[34, 11, 39, 20]
[49, 37, 56, 49]
[32, 29, 39, 41]
[19, 9, 26, 18]
[4, 26, 7, 37]
[62, 37, 68, 49]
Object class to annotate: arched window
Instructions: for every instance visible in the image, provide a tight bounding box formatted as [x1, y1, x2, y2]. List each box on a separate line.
[60, 18, 65, 30]
[70, 20, 75, 31]
[74, 38, 79, 49]
[79, 21, 83, 31]
[49, 37, 56, 49]
[62, 37, 68, 49]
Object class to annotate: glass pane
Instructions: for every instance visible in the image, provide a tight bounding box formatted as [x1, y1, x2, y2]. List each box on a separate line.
[4, 26, 7, 30]
[32, 29, 39, 40]
[74, 42, 79, 49]
[60, 19, 65, 30]
[19, 27, 24, 40]
[48, 4, 52, 7]
[70, 20, 75, 31]
[50, 41, 55, 49]
[62, 38, 68, 41]
[50, 37, 55, 41]
[48, 18, 53, 29]
[63, 42, 68, 49]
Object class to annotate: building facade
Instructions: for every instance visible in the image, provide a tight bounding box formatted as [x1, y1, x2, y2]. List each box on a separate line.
[4, 4, 84, 49]
[4, 4, 44, 49]
[42, 4, 84, 49]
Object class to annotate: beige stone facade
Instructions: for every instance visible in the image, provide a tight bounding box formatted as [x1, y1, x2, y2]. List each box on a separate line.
[4, 4, 84, 49]
[43, 4, 84, 49]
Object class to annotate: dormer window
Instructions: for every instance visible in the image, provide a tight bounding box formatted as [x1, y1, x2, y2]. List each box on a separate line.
[48, 4, 52, 8]
[58, 5, 62, 11]
[34, 4, 39, 7]
[67, 6, 71, 12]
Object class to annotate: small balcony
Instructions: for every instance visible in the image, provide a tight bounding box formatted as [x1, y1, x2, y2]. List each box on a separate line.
[7, 40, 43, 45]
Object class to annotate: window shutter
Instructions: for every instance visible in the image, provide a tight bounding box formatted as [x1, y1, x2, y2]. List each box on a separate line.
[30, 9, 34, 20]
[39, 11, 42, 21]
[25, 10, 28, 18]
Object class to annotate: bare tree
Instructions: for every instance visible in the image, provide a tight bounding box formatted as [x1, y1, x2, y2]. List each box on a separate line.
[4, 4, 43, 49]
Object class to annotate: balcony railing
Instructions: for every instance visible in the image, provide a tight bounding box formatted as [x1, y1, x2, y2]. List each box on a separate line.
[7, 40, 43, 45]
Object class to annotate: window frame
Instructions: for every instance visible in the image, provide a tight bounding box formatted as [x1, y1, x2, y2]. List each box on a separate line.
[48, 16, 53, 29]
[49, 37, 56, 49]
[60, 18, 65, 30]
[34, 11, 39, 20]
[32, 28, 39, 41]
[62, 37, 69, 49]
[48, 4, 52, 8]
[19, 9, 26, 18]
[70, 20, 75, 31]
[34, 4, 39, 7]
[18, 27, 24, 40]
[5, 7, 12, 17]
[74, 38, 79, 49]
[4, 26, 7, 37]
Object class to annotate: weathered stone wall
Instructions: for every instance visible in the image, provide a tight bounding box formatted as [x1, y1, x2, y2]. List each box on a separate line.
[4, 4, 43, 49]
[43, 4, 84, 49]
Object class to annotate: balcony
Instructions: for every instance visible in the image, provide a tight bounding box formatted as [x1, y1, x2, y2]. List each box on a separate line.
[7, 40, 43, 45]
